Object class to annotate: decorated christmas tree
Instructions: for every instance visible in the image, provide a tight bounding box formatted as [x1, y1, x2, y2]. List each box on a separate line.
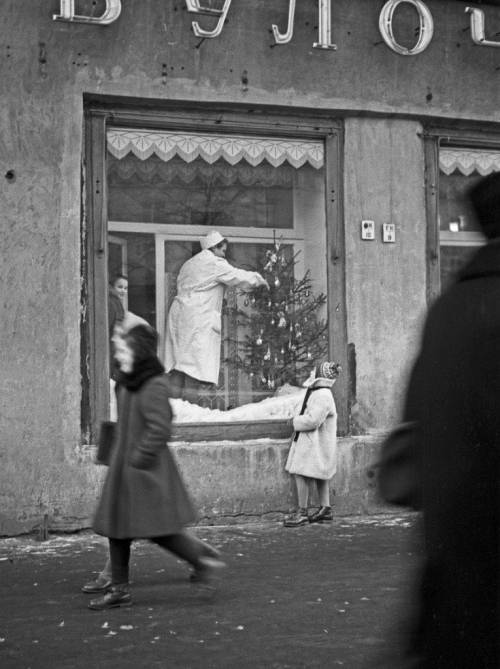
[224, 239, 328, 392]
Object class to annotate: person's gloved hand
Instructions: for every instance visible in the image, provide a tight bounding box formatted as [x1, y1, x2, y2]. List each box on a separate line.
[129, 448, 156, 470]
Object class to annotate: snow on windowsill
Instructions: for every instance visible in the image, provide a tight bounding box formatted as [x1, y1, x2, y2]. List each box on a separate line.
[171, 386, 306, 424]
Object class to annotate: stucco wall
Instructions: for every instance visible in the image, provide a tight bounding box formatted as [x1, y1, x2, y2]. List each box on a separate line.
[344, 118, 428, 431]
[0, 0, 499, 533]
[144, 435, 392, 521]
[6, 435, 388, 534]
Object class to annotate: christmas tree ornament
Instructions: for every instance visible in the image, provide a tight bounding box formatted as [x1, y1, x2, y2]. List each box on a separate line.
[256, 334, 263, 346]
[244, 298, 249, 307]
[264, 347, 271, 361]
[274, 277, 280, 288]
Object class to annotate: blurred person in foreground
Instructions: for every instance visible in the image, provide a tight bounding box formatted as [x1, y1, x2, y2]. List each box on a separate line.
[398, 172, 500, 667]
[88, 324, 225, 610]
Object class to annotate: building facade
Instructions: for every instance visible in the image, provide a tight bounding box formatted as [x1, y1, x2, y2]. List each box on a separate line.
[2, 0, 500, 534]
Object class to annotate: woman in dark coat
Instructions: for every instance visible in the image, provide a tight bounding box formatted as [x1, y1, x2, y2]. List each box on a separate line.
[400, 173, 500, 667]
[89, 325, 225, 611]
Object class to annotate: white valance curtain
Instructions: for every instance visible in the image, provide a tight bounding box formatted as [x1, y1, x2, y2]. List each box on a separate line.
[107, 129, 324, 169]
[439, 148, 500, 176]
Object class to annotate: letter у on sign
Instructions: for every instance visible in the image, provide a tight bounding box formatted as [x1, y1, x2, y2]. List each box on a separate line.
[52, 0, 500, 52]
[184, 0, 232, 39]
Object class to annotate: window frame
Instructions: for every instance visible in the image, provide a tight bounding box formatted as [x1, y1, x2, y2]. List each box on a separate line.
[82, 100, 346, 442]
[423, 122, 500, 302]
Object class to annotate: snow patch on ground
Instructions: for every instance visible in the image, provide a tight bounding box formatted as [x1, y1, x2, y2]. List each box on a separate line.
[0, 516, 416, 558]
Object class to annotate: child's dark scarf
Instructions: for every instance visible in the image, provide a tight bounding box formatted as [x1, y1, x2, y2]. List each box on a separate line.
[117, 356, 165, 392]
[292, 386, 320, 442]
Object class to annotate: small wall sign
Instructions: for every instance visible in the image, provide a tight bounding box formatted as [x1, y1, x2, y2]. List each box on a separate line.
[361, 220, 375, 240]
[382, 223, 396, 243]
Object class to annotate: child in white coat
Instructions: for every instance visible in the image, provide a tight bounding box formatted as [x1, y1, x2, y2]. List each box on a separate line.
[284, 361, 341, 527]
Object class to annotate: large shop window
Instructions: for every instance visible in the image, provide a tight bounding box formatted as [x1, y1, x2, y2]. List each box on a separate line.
[438, 147, 500, 290]
[106, 129, 328, 411]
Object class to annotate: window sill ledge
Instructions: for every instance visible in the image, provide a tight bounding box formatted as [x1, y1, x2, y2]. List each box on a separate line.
[170, 419, 292, 442]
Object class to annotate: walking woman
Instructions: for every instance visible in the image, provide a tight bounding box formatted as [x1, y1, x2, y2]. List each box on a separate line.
[89, 324, 225, 610]
[283, 361, 341, 527]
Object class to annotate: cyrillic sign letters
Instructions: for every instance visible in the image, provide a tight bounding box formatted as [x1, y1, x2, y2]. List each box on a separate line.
[52, 1, 500, 54]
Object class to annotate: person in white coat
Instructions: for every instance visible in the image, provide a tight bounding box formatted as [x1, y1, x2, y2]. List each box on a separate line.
[284, 361, 341, 527]
[164, 230, 268, 404]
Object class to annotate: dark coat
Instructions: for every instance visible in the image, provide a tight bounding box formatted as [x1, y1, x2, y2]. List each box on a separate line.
[93, 374, 196, 539]
[404, 240, 500, 667]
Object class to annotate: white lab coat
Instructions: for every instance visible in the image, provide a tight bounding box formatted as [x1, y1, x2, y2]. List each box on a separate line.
[164, 249, 266, 384]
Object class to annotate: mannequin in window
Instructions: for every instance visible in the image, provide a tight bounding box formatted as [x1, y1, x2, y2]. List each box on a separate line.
[164, 230, 269, 406]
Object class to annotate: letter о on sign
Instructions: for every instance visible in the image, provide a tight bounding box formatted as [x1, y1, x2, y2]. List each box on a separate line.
[379, 0, 434, 56]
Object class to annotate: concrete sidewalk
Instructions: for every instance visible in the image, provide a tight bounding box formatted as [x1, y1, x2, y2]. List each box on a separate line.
[0, 515, 420, 669]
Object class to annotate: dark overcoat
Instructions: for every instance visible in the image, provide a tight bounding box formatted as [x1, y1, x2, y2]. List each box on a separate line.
[404, 240, 500, 667]
[93, 374, 196, 539]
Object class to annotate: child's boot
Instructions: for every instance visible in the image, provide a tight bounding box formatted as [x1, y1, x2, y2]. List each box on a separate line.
[308, 505, 333, 523]
[283, 508, 309, 527]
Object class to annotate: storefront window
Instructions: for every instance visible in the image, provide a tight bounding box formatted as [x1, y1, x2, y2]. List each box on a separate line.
[438, 147, 500, 290]
[106, 129, 328, 409]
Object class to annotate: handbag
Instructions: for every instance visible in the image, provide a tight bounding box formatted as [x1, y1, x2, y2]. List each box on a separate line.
[377, 421, 421, 509]
[96, 421, 116, 466]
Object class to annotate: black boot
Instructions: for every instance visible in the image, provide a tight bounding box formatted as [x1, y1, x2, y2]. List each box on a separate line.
[88, 584, 132, 610]
[81, 573, 112, 594]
